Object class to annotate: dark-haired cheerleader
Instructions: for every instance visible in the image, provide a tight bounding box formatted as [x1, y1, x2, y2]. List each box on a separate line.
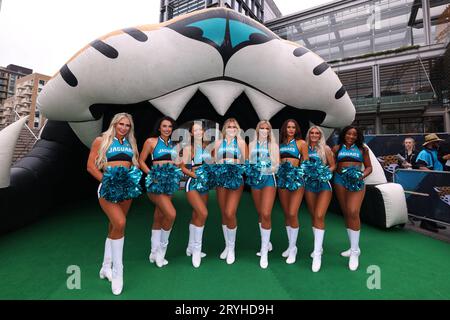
[139, 116, 182, 269]
[181, 121, 214, 268]
[277, 119, 309, 264]
[332, 126, 372, 271]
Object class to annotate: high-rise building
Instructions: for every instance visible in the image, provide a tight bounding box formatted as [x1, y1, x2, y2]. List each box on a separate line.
[160, 0, 281, 23]
[0, 73, 50, 129]
[0, 64, 32, 107]
[266, 0, 450, 134]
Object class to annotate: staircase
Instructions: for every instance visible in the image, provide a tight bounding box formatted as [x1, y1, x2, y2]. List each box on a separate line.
[0, 123, 39, 165]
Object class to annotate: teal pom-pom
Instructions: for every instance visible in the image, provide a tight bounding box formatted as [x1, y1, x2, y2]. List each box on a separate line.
[302, 159, 332, 192]
[276, 162, 304, 191]
[244, 162, 264, 187]
[146, 163, 183, 195]
[126, 166, 143, 199]
[216, 164, 245, 190]
[190, 164, 211, 193]
[341, 166, 364, 191]
[100, 166, 143, 203]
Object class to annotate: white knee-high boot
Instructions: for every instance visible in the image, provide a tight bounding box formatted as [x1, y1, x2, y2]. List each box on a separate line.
[111, 237, 124, 295]
[348, 229, 361, 271]
[191, 225, 204, 268]
[312, 227, 325, 272]
[220, 225, 228, 260]
[286, 227, 298, 264]
[257, 223, 273, 256]
[282, 226, 291, 258]
[259, 228, 271, 269]
[187, 223, 207, 258]
[99, 238, 113, 281]
[226, 227, 237, 265]
[156, 229, 171, 268]
[149, 229, 160, 263]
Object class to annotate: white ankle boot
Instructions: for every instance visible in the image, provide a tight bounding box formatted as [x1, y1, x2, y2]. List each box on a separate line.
[220, 225, 228, 260]
[156, 229, 171, 268]
[256, 223, 273, 257]
[281, 226, 291, 258]
[191, 225, 204, 268]
[226, 227, 237, 265]
[99, 238, 113, 282]
[186, 224, 207, 258]
[259, 228, 271, 269]
[111, 237, 124, 295]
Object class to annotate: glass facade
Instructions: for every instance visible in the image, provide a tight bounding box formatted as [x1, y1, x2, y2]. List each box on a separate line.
[160, 0, 279, 23]
[266, 0, 450, 134]
[268, 0, 450, 62]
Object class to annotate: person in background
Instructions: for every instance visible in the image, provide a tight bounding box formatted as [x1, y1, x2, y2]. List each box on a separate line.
[416, 134, 444, 171]
[416, 133, 446, 232]
[438, 136, 450, 172]
[398, 137, 417, 169]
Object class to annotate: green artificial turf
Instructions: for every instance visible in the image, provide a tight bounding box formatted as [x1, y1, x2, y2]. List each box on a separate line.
[1, 191, 449, 300]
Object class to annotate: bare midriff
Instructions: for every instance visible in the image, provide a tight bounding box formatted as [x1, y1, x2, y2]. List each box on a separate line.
[104, 161, 132, 169]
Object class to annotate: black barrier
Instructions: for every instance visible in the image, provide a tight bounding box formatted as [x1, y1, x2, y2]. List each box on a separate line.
[394, 169, 450, 224]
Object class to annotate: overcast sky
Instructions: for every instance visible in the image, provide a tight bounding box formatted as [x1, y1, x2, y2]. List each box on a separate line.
[0, 0, 331, 75]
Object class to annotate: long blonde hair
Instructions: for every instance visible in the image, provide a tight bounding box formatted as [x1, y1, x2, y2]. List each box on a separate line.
[252, 120, 279, 169]
[222, 118, 241, 138]
[95, 113, 139, 169]
[256, 120, 274, 145]
[306, 126, 327, 164]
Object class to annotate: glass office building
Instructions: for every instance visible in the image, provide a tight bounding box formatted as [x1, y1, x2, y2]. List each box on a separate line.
[266, 0, 450, 134]
[160, 0, 281, 23]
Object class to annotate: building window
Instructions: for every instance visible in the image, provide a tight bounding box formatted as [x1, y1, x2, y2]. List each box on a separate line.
[353, 118, 376, 135]
[424, 116, 444, 133]
[381, 116, 444, 134]
[39, 80, 46, 86]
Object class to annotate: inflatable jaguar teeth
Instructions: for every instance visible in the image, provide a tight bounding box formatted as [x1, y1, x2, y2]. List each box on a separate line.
[37, 8, 355, 147]
[0, 8, 407, 233]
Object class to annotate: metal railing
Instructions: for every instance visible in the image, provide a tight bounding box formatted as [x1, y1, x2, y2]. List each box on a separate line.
[14, 110, 38, 140]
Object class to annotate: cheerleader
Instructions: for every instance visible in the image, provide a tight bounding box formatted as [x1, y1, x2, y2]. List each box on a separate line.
[87, 113, 142, 295]
[247, 120, 279, 269]
[214, 118, 248, 265]
[277, 119, 309, 264]
[180, 121, 213, 268]
[139, 116, 182, 268]
[332, 126, 372, 271]
[303, 126, 335, 272]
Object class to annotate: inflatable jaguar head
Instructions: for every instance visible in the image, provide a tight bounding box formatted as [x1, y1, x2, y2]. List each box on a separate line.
[37, 7, 355, 147]
[0, 8, 362, 233]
